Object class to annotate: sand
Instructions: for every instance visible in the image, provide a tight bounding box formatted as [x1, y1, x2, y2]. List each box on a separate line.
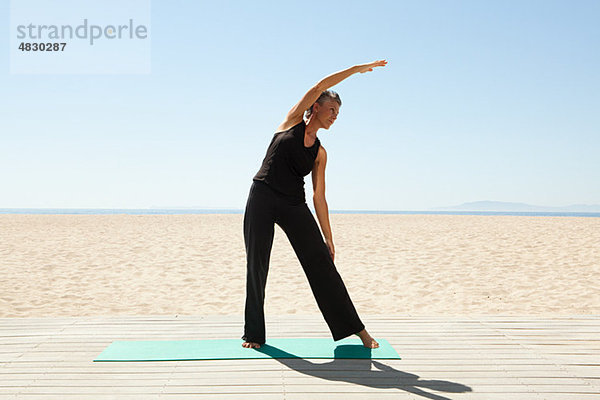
[1, 214, 598, 318]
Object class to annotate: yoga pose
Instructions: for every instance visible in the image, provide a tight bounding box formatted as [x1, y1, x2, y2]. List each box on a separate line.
[242, 60, 387, 349]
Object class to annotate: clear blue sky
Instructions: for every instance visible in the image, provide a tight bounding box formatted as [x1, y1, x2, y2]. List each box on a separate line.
[1, 0, 598, 210]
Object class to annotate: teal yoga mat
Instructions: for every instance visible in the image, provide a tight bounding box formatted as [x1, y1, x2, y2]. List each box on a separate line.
[94, 338, 400, 361]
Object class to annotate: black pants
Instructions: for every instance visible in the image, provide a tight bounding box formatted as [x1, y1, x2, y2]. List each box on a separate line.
[242, 180, 365, 344]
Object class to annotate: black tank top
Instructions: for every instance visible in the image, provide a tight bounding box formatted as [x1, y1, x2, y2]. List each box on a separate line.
[253, 120, 321, 202]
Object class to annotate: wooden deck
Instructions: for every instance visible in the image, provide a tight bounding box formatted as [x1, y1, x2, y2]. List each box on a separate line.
[1, 315, 599, 399]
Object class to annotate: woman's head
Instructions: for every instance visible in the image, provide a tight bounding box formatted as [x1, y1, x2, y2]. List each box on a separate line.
[305, 90, 342, 129]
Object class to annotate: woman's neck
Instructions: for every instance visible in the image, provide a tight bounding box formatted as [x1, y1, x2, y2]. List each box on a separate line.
[304, 118, 320, 138]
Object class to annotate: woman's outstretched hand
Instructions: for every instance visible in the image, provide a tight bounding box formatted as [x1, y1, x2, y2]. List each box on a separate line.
[356, 59, 387, 74]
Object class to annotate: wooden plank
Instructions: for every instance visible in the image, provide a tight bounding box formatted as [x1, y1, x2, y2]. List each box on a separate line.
[7, 396, 161, 400]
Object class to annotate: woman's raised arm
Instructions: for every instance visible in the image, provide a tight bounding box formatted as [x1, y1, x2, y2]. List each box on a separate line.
[277, 60, 387, 131]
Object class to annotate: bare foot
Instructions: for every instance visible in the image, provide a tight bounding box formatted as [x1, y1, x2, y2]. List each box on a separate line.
[242, 341, 261, 349]
[354, 329, 379, 348]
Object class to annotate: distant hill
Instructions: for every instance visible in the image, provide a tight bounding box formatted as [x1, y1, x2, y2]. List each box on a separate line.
[432, 201, 600, 212]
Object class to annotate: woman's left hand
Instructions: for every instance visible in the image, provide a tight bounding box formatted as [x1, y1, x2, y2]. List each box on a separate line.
[325, 239, 335, 262]
[356, 59, 387, 74]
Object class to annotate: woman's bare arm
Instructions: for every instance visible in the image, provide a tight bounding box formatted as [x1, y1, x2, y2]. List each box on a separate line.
[311, 146, 335, 261]
[277, 60, 387, 131]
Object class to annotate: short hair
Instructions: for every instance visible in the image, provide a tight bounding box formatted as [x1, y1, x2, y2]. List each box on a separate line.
[305, 90, 342, 119]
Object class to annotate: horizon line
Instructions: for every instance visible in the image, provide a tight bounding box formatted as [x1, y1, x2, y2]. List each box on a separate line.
[1, 207, 600, 217]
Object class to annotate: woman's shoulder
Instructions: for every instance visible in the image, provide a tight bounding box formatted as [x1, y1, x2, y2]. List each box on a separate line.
[275, 117, 305, 134]
[317, 145, 327, 159]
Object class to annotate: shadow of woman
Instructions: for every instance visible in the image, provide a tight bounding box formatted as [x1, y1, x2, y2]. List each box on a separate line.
[254, 344, 472, 400]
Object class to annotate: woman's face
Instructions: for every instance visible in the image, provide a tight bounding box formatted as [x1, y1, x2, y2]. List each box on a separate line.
[314, 99, 340, 130]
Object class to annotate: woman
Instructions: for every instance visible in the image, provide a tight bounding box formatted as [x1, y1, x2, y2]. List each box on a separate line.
[242, 60, 387, 349]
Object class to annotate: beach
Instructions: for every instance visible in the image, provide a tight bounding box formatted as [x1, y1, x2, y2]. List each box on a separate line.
[1, 214, 598, 318]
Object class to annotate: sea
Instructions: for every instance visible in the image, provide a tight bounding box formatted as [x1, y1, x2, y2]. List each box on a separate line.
[1, 209, 599, 218]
